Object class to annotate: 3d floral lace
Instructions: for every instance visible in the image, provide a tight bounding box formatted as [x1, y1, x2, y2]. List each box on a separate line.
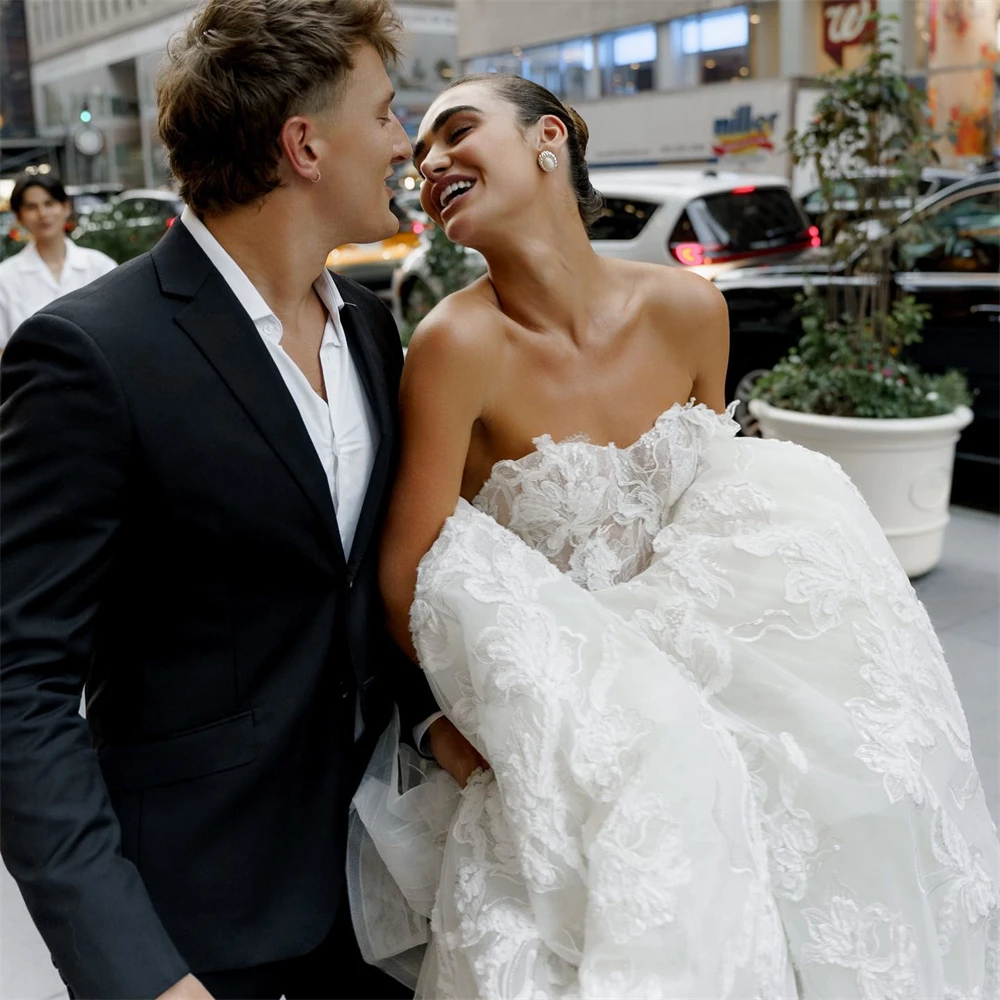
[350, 402, 998, 999]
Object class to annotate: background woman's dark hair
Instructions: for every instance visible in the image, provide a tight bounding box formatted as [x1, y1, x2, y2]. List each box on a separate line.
[10, 172, 69, 214]
[448, 73, 604, 231]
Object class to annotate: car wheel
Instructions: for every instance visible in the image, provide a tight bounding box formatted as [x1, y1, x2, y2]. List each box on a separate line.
[402, 278, 437, 328]
[732, 368, 770, 437]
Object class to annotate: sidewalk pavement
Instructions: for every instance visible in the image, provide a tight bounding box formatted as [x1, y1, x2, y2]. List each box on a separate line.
[2, 506, 998, 999]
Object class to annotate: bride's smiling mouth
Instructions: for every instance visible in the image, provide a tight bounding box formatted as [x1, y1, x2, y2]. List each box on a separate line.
[434, 175, 478, 217]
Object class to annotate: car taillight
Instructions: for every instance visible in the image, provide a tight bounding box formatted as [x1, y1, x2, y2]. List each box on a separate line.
[165, 216, 176, 229]
[808, 225, 821, 247]
[670, 243, 705, 266]
[731, 185, 756, 195]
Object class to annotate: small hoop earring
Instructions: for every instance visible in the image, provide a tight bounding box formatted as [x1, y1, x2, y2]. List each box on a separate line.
[312, 171, 322, 183]
[537, 150, 558, 173]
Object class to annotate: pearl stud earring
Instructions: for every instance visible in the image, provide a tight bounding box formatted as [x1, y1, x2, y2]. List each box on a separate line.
[537, 150, 558, 172]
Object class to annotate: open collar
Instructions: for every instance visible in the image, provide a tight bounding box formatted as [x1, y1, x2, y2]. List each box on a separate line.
[179, 206, 344, 344]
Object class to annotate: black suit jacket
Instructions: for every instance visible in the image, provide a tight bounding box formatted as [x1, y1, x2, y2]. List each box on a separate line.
[0, 222, 437, 999]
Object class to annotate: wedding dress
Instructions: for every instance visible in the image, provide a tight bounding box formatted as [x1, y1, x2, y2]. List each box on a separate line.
[349, 401, 999, 999]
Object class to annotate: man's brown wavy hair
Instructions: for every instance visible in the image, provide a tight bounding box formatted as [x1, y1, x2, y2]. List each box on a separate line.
[157, 0, 401, 215]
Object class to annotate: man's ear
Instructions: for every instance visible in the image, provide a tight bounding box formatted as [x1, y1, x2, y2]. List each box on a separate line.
[279, 115, 320, 182]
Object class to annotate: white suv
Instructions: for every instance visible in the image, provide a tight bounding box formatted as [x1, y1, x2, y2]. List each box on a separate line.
[391, 167, 816, 324]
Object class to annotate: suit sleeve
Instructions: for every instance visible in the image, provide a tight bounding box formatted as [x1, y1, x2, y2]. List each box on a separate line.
[372, 294, 442, 735]
[0, 315, 190, 999]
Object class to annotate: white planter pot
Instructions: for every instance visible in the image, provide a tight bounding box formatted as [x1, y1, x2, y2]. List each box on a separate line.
[747, 400, 973, 577]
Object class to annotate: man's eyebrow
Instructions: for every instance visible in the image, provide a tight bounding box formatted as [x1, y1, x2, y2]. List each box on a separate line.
[413, 105, 483, 164]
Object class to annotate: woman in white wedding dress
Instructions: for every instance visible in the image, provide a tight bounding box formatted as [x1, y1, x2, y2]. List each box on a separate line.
[349, 74, 999, 999]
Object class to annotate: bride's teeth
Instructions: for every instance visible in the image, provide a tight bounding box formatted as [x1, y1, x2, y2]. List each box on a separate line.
[442, 181, 473, 207]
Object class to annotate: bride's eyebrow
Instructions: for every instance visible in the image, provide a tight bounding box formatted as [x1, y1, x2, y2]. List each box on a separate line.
[413, 105, 483, 165]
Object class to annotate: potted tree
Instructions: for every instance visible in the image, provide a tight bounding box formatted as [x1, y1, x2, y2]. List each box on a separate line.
[748, 14, 972, 577]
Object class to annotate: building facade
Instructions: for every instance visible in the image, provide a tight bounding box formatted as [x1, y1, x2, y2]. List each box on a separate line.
[23, 0, 457, 188]
[0, 0, 51, 176]
[457, 0, 999, 179]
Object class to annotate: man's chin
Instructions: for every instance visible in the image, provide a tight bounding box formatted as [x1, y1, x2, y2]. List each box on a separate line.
[356, 212, 400, 246]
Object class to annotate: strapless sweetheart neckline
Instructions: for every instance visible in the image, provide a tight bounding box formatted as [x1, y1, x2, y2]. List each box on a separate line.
[474, 398, 736, 506]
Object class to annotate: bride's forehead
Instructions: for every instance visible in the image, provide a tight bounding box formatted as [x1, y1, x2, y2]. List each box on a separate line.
[421, 83, 495, 129]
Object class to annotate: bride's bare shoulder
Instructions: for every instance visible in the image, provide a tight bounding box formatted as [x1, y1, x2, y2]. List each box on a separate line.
[402, 276, 505, 395]
[609, 259, 729, 347]
[614, 259, 727, 320]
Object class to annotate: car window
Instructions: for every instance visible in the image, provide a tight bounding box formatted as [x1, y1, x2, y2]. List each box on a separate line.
[588, 196, 659, 242]
[900, 187, 1000, 273]
[73, 194, 110, 214]
[116, 198, 175, 221]
[674, 188, 808, 254]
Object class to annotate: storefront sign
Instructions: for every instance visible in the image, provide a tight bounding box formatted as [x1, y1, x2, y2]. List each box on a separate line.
[823, 0, 877, 66]
[578, 79, 794, 177]
[711, 104, 779, 157]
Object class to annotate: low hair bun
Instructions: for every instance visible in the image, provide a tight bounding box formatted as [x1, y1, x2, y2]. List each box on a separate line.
[566, 106, 590, 156]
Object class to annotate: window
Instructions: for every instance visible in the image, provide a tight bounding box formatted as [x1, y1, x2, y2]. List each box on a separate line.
[901, 188, 1000, 274]
[464, 52, 523, 76]
[668, 188, 809, 263]
[664, 6, 751, 89]
[43, 84, 64, 126]
[522, 43, 561, 95]
[680, 7, 749, 54]
[559, 38, 595, 100]
[466, 38, 595, 100]
[598, 24, 656, 96]
[588, 196, 660, 241]
[39, 1, 51, 43]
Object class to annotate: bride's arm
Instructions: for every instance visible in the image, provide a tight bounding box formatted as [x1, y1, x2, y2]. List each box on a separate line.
[381, 303, 500, 784]
[381, 304, 498, 659]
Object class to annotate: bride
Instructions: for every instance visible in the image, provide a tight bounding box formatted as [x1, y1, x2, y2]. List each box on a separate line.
[350, 74, 999, 998]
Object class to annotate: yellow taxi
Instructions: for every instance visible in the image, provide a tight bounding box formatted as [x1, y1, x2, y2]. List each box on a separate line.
[325, 197, 430, 292]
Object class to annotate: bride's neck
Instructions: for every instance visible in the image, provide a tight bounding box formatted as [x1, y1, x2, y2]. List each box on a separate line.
[483, 222, 605, 339]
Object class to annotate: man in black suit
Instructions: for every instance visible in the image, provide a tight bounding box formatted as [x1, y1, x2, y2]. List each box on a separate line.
[0, 1, 478, 997]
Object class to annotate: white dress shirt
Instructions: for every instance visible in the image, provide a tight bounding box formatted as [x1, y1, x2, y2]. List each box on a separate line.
[0, 238, 117, 348]
[180, 207, 376, 557]
[182, 209, 440, 749]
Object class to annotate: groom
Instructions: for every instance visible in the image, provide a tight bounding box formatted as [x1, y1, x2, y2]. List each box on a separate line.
[0, 1, 476, 997]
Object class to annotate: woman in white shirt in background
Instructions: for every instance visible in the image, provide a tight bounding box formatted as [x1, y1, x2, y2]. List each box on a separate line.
[0, 172, 117, 349]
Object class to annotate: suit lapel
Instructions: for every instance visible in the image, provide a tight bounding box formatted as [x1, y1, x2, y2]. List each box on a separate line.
[165, 247, 348, 571]
[338, 297, 394, 578]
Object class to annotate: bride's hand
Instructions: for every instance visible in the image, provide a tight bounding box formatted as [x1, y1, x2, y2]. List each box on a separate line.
[429, 717, 489, 787]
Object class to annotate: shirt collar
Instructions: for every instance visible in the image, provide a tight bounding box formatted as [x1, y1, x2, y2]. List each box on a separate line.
[180, 205, 344, 346]
[18, 237, 84, 273]
[65, 237, 89, 271]
[16, 241, 45, 272]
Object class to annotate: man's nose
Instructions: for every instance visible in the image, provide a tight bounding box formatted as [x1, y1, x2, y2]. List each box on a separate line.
[392, 114, 412, 165]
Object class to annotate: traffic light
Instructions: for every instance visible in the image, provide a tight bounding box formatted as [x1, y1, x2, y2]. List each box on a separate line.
[79, 102, 92, 124]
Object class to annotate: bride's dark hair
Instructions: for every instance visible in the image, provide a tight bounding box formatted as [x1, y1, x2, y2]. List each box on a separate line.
[447, 73, 604, 232]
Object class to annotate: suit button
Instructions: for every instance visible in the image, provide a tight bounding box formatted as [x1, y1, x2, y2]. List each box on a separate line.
[338, 681, 350, 700]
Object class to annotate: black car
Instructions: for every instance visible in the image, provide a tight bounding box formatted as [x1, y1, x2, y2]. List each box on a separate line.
[717, 171, 1000, 511]
[799, 167, 967, 232]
